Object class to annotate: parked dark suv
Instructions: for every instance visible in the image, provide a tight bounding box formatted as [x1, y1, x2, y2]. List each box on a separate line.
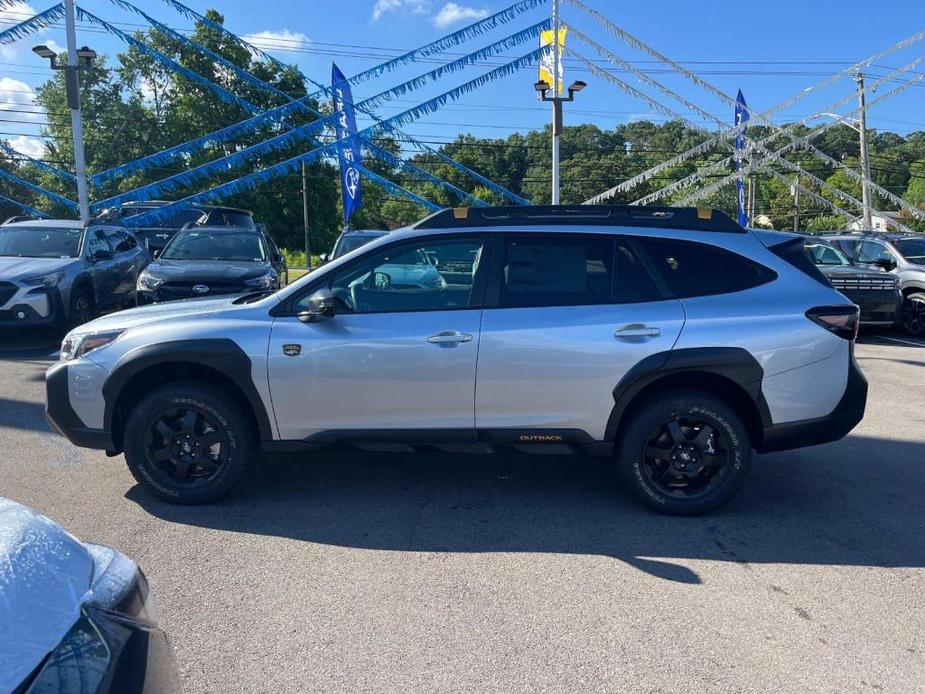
[823, 232, 925, 335]
[136, 225, 284, 302]
[804, 237, 901, 326]
[96, 201, 255, 254]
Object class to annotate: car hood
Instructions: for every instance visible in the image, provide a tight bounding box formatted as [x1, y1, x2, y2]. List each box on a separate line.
[0, 256, 78, 281]
[0, 497, 94, 692]
[73, 294, 248, 335]
[145, 258, 270, 282]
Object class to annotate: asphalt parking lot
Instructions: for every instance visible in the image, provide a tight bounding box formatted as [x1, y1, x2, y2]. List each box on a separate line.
[1, 328, 923, 693]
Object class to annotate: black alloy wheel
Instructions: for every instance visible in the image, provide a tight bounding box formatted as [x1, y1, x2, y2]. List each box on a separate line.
[69, 288, 94, 328]
[641, 416, 731, 499]
[144, 405, 230, 485]
[902, 292, 925, 336]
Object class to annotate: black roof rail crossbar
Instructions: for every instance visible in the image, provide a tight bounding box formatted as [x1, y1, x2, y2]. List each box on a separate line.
[411, 205, 745, 233]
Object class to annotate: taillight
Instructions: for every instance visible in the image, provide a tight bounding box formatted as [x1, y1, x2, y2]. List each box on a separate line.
[806, 305, 860, 341]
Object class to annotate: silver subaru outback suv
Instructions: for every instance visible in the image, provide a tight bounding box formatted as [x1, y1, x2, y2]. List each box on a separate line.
[45, 206, 867, 515]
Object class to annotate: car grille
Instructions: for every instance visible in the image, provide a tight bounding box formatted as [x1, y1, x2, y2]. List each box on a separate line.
[829, 277, 897, 291]
[0, 281, 17, 306]
[157, 282, 245, 301]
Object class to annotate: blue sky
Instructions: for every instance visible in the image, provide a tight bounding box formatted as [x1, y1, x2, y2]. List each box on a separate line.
[1, 0, 924, 160]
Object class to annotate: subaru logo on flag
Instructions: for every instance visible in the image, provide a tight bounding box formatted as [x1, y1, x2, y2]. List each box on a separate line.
[192, 284, 209, 295]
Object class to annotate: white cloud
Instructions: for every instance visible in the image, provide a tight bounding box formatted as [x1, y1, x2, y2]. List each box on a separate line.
[0, 77, 40, 122]
[8, 135, 45, 158]
[372, 0, 429, 21]
[432, 2, 488, 28]
[0, 2, 64, 62]
[247, 29, 311, 53]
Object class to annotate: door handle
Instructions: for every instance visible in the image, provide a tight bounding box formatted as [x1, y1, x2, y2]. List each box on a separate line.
[427, 331, 473, 344]
[614, 325, 661, 339]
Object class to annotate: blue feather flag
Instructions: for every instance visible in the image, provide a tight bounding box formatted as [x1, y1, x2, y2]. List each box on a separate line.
[0, 167, 78, 210]
[0, 3, 64, 45]
[119, 49, 545, 226]
[0, 193, 49, 218]
[92, 46, 544, 210]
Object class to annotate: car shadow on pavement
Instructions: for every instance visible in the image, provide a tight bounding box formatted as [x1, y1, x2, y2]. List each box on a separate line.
[127, 433, 925, 584]
[0, 397, 50, 433]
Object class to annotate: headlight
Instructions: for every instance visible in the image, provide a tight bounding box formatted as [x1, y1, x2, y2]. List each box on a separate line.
[244, 272, 276, 288]
[60, 330, 124, 361]
[85, 543, 154, 623]
[136, 272, 164, 291]
[22, 272, 64, 288]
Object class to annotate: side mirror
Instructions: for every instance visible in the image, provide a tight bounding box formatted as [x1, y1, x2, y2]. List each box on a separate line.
[152, 249, 161, 258]
[297, 288, 335, 323]
[319, 252, 329, 264]
[273, 253, 284, 264]
[874, 258, 896, 271]
[373, 271, 391, 290]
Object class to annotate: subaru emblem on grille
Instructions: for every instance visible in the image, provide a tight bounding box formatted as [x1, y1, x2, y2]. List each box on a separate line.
[192, 284, 209, 294]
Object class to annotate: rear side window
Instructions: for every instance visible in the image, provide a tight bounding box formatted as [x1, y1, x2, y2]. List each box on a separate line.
[498, 235, 614, 308]
[767, 237, 831, 287]
[637, 237, 778, 298]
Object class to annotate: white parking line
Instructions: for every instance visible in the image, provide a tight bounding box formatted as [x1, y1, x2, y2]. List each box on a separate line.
[871, 335, 925, 348]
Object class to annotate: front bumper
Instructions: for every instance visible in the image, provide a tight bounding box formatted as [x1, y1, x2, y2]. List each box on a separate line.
[0, 287, 62, 326]
[758, 345, 868, 453]
[45, 361, 116, 450]
[840, 288, 902, 325]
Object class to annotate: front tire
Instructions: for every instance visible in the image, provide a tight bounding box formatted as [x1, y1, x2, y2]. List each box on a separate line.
[123, 382, 256, 504]
[616, 389, 751, 515]
[901, 291, 925, 337]
[68, 286, 95, 328]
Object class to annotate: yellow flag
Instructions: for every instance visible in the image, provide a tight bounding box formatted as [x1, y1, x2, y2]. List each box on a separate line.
[539, 28, 568, 95]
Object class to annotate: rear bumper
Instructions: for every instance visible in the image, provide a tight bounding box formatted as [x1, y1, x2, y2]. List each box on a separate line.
[758, 346, 868, 453]
[45, 361, 116, 451]
[840, 288, 902, 325]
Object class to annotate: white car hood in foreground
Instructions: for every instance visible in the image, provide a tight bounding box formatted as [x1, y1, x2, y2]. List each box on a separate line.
[74, 295, 248, 335]
[0, 498, 94, 692]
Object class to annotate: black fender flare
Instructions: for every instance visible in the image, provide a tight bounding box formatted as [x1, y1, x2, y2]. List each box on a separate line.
[68, 272, 96, 313]
[604, 347, 773, 441]
[102, 339, 274, 442]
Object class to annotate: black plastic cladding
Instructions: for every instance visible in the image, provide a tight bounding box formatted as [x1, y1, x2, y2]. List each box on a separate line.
[411, 205, 745, 233]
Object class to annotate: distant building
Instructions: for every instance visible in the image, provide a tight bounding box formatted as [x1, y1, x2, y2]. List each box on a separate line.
[848, 211, 900, 232]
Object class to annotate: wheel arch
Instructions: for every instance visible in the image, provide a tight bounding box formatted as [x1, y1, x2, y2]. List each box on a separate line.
[68, 273, 95, 312]
[103, 339, 274, 451]
[901, 283, 925, 298]
[605, 347, 771, 449]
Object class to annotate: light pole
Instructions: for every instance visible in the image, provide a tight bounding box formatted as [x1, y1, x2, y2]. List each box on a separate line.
[534, 78, 586, 204]
[32, 0, 94, 223]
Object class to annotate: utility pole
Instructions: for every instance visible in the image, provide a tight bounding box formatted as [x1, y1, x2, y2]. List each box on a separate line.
[746, 175, 753, 226]
[551, 0, 560, 205]
[856, 72, 874, 229]
[301, 161, 312, 269]
[793, 167, 801, 232]
[64, 0, 89, 223]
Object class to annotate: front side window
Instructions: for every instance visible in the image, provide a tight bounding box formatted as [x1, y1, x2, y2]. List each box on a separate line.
[497, 235, 615, 308]
[85, 229, 111, 258]
[104, 229, 136, 253]
[857, 240, 894, 264]
[161, 231, 266, 261]
[827, 239, 859, 260]
[0, 226, 82, 258]
[303, 236, 484, 314]
[637, 237, 776, 298]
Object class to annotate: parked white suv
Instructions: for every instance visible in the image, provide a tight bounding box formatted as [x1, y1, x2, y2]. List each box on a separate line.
[46, 206, 867, 515]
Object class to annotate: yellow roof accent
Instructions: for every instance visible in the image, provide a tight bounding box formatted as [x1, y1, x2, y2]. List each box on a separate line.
[696, 208, 713, 220]
[452, 207, 469, 219]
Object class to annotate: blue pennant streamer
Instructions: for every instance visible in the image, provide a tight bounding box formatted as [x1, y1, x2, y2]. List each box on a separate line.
[91, 20, 545, 188]
[77, 7, 260, 115]
[93, 48, 543, 211]
[361, 140, 487, 208]
[119, 49, 545, 226]
[0, 167, 78, 210]
[0, 138, 75, 184]
[0, 193, 49, 218]
[355, 164, 442, 213]
[0, 3, 64, 45]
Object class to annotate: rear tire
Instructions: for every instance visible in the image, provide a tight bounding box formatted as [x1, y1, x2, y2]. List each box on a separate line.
[901, 291, 925, 337]
[123, 382, 256, 504]
[615, 389, 751, 516]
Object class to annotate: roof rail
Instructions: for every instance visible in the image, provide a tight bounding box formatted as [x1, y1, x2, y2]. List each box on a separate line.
[411, 205, 745, 233]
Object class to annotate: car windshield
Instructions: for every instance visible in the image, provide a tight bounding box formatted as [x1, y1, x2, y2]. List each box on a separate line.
[896, 238, 925, 263]
[0, 226, 82, 258]
[161, 230, 266, 261]
[806, 241, 850, 266]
